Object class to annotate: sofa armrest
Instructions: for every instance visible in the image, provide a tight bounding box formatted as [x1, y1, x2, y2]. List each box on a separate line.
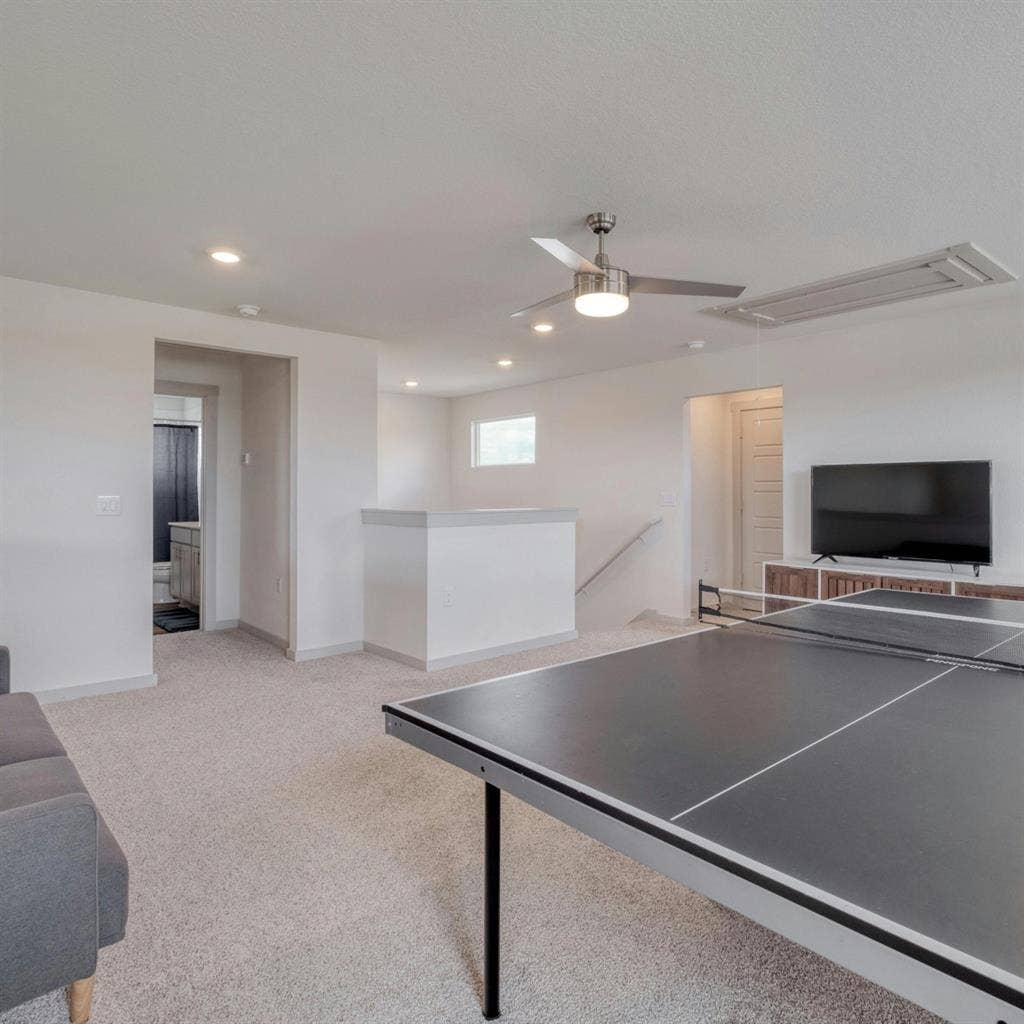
[0, 646, 9, 695]
[0, 793, 99, 1013]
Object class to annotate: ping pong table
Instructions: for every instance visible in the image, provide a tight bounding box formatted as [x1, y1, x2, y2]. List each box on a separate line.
[382, 587, 1024, 1022]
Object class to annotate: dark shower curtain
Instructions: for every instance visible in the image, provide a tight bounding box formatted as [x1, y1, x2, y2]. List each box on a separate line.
[153, 425, 200, 562]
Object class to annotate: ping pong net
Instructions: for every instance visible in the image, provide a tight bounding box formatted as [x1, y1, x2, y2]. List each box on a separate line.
[697, 581, 1024, 672]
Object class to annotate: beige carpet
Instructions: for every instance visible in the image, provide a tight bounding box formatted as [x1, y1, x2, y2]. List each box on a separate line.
[2, 625, 939, 1024]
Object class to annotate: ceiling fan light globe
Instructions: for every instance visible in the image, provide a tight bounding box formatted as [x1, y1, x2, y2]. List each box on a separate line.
[574, 292, 630, 317]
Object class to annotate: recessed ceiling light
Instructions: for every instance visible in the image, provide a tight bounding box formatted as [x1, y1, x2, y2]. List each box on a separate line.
[403, 380, 419, 388]
[207, 248, 241, 264]
[532, 322, 554, 334]
[687, 340, 706, 350]
[497, 359, 513, 368]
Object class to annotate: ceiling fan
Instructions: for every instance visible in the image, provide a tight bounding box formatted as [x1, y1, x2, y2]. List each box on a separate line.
[511, 212, 745, 319]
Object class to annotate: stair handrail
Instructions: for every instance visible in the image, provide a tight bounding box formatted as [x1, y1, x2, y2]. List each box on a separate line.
[575, 518, 663, 597]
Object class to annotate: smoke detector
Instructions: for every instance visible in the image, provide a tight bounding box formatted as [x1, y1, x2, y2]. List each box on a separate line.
[237, 304, 261, 318]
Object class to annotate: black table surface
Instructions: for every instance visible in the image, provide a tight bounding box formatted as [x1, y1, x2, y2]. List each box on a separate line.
[389, 623, 1024, 983]
[835, 586, 1024, 625]
[758, 596, 1024, 667]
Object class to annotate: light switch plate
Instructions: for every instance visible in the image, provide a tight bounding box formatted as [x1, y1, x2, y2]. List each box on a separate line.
[658, 491, 677, 507]
[96, 495, 121, 515]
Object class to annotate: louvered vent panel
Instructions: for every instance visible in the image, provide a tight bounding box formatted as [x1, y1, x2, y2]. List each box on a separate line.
[702, 243, 1015, 328]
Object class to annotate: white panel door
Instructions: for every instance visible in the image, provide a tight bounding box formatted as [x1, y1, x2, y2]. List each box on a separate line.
[739, 405, 783, 595]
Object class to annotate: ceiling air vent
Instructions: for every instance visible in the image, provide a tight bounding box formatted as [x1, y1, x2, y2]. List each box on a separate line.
[702, 243, 1016, 328]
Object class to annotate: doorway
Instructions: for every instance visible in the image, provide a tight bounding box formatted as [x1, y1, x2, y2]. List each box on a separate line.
[687, 386, 783, 613]
[152, 391, 208, 634]
[153, 341, 293, 653]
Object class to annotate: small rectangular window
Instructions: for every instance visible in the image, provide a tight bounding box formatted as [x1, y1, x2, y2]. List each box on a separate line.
[472, 415, 536, 467]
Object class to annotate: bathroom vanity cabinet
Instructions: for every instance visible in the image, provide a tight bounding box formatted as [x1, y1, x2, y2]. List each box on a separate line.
[168, 522, 201, 607]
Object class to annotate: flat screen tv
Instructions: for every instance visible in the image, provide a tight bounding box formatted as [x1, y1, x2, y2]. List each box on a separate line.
[811, 461, 991, 566]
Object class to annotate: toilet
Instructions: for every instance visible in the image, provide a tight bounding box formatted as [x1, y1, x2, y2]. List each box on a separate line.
[153, 561, 172, 604]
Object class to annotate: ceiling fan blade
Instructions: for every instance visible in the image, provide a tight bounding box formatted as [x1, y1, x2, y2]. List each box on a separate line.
[531, 237, 605, 275]
[509, 289, 574, 318]
[631, 276, 746, 298]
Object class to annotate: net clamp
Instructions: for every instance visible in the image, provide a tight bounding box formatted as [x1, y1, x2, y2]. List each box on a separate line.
[697, 579, 722, 622]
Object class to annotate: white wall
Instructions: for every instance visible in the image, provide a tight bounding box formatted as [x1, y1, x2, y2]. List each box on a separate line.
[0, 276, 376, 694]
[377, 393, 451, 509]
[155, 342, 243, 627]
[426, 521, 576, 663]
[688, 392, 736, 594]
[451, 368, 692, 629]
[362, 524, 429, 662]
[450, 297, 1024, 626]
[240, 354, 291, 645]
[362, 514, 576, 668]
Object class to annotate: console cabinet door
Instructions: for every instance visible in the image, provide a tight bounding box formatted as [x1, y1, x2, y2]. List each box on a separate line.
[764, 564, 818, 612]
[880, 576, 952, 594]
[956, 582, 1024, 601]
[821, 570, 880, 599]
[764, 564, 818, 598]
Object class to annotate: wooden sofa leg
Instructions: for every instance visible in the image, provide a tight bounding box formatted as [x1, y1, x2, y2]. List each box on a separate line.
[67, 975, 95, 1024]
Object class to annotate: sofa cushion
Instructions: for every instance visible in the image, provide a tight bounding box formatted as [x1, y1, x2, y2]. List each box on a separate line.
[0, 761, 98, 1013]
[0, 756, 128, 947]
[0, 755, 84, 813]
[0, 693, 66, 766]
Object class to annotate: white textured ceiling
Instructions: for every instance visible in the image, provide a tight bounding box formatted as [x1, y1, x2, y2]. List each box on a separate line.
[2, 1, 1021, 395]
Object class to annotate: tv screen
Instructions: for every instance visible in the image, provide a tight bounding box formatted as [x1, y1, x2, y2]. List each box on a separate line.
[811, 461, 991, 565]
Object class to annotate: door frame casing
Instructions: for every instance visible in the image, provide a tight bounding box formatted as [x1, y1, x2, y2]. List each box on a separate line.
[155, 379, 219, 632]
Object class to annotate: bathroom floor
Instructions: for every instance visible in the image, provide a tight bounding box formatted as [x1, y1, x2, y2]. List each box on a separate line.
[153, 603, 179, 634]
[153, 603, 199, 634]
[153, 603, 175, 634]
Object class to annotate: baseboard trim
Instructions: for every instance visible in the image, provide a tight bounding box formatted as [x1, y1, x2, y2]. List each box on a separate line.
[34, 672, 159, 704]
[363, 643, 427, 669]
[238, 620, 288, 651]
[426, 630, 578, 670]
[365, 630, 579, 672]
[286, 640, 364, 663]
[629, 610, 694, 628]
[208, 618, 240, 632]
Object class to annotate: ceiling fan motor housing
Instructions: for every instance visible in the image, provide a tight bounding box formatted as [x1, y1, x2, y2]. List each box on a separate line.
[575, 266, 629, 309]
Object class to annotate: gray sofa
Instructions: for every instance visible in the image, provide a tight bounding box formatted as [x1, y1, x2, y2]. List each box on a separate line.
[0, 647, 128, 1023]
